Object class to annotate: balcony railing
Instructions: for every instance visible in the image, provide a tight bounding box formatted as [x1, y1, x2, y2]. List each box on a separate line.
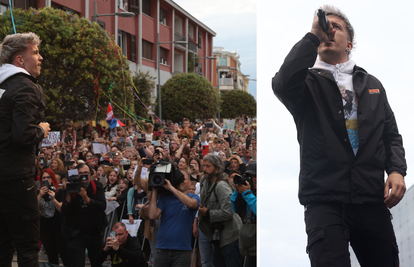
[219, 78, 233, 86]
[174, 32, 186, 45]
[188, 40, 197, 52]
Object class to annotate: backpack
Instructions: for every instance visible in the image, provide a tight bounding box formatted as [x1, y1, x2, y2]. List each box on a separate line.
[239, 209, 256, 256]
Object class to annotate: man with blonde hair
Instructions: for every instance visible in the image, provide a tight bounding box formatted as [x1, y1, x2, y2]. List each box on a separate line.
[0, 32, 50, 266]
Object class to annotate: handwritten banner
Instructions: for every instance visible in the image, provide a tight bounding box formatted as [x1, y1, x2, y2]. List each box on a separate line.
[42, 131, 60, 147]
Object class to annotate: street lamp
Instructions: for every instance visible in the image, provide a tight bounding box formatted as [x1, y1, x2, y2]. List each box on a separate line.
[93, 1, 135, 23]
[157, 33, 187, 120]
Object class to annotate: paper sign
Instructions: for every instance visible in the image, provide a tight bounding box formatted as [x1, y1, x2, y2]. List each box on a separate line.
[223, 119, 235, 130]
[42, 131, 60, 147]
[68, 169, 78, 177]
[121, 219, 142, 237]
[92, 142, 108, 155]
[105, 196, 120, 215]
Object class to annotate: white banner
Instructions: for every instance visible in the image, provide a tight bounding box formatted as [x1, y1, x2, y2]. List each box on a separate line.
[42, 131, 60, 147]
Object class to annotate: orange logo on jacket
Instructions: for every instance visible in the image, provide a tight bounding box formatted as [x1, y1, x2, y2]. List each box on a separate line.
[368, 89, 380, 94]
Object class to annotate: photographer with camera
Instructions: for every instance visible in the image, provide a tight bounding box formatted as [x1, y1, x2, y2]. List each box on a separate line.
[148, 168, 200, 267]
[37, 168, 70, 266]
[95, 222, 148, 267]
[199, 154, 242, 267]
[61, 163, 107, 267]
[231, 163, 257, 267]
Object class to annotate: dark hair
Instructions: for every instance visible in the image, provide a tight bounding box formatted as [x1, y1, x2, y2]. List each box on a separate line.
[76, 163, 93, 174]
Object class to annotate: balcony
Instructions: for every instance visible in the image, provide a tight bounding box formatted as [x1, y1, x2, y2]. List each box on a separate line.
[219, 78, 233, 86]
[188, 40, 197, 52]
[174, 32, 186, 48]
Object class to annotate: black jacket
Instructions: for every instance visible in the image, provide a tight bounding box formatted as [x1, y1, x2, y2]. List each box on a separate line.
[61, 180, 107, 238]
[0, 64, 45, 182]
[272, 33, 407, 205]
[95, 234, 148, 267]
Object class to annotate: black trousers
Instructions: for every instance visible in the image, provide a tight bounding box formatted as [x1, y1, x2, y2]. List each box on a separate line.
[0, 178, 40, 267]
[67, 232, 103, 267]
[40, 223, 70, 266]
[305, 203, 399, 267]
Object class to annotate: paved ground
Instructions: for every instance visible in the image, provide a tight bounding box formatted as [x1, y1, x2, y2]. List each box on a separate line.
[11, 253, 94, 266]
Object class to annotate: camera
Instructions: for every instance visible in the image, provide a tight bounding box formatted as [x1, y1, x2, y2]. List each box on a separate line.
[66, 174, 89, 194]
[109, 152, 119, 157]
[64, 135, 73, 144]
[165, 130, 172, 135]
[41, 180, 56, 201]
[148, 161, 183, 195]
[233, 174, 253, 186]
[211, 222, 224, 245]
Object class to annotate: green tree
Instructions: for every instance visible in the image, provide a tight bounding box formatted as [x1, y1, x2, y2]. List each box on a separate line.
[220, 90, 256, 119]
[132, 70, 156, 118]
[0, 7, 133, 122]
[155, 73, 218, 122]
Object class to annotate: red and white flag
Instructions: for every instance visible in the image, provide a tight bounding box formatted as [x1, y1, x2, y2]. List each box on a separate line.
[106, 103, 114, 122]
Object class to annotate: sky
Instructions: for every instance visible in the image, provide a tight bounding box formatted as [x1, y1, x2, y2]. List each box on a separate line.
[258, 0, 414, 266]
[173, 0, 257, 99]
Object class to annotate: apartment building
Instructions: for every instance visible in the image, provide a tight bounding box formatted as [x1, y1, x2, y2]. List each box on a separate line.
[212, 46, 250, 93]
[1, 0, 216, 100]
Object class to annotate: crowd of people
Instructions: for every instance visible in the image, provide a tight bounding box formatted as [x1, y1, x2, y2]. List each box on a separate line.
[35, 115, 257, 267]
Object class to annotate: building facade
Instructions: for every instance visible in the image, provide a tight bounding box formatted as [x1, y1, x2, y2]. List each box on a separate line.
[212, 46, 249, 93]
[1, 0, 216, 101]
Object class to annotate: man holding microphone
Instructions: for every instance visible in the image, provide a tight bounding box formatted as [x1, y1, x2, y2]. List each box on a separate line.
[0, 32, 50, 266]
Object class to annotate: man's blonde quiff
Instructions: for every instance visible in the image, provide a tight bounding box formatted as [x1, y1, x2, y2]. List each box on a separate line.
[0, 32, 41, 66]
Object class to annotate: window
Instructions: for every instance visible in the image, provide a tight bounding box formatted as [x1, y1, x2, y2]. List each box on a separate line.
[159, 8, 167, 25]
[51, 3, 80, 16]
[0, 3, 8, 14]
[14, 0, 37, 9]
[118, 30, 127, 57]
[130, 35, 136, 62]
[129, 0, 139, 14]
[160, 47, 168, 65]
[142, 0, 151, 17]
[142, 40, 153, 60]
[97, 19, 105, 30]
[195, 62, 202, 74]
[198, 31, 202, 49]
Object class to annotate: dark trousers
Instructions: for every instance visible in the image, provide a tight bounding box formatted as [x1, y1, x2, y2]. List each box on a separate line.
[305, 203, 399, 267]
[212, 240, 242, 267]
[67, 232, 103, 267]
[0, 178, 40, 267]
[40, 225, 70, 266]
[154, 249, 191, 267]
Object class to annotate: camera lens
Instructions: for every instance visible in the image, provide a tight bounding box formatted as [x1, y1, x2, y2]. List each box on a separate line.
[153, 175, 162, 184]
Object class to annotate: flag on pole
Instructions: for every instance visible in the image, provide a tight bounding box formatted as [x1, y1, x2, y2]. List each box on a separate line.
[109, 119, 126, 129]
[106, 103, 114, 122]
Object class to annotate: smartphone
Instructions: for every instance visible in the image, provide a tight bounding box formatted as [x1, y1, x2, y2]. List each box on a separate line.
[246, 135, 252, 150]
[137, 134, 146, 143]
[143, 158, 154, 165]
[202, 145, 209, 158]
[39, 157, 45, 165]
[164, 143, 170, 152]
[317, 9, 328, 34]
[110, 231, 116, 240]
[42, 180, 49, 188]
[120, 159, 131, 165]
[205, 123, 213, 128]
[109, 152, 119, 157]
